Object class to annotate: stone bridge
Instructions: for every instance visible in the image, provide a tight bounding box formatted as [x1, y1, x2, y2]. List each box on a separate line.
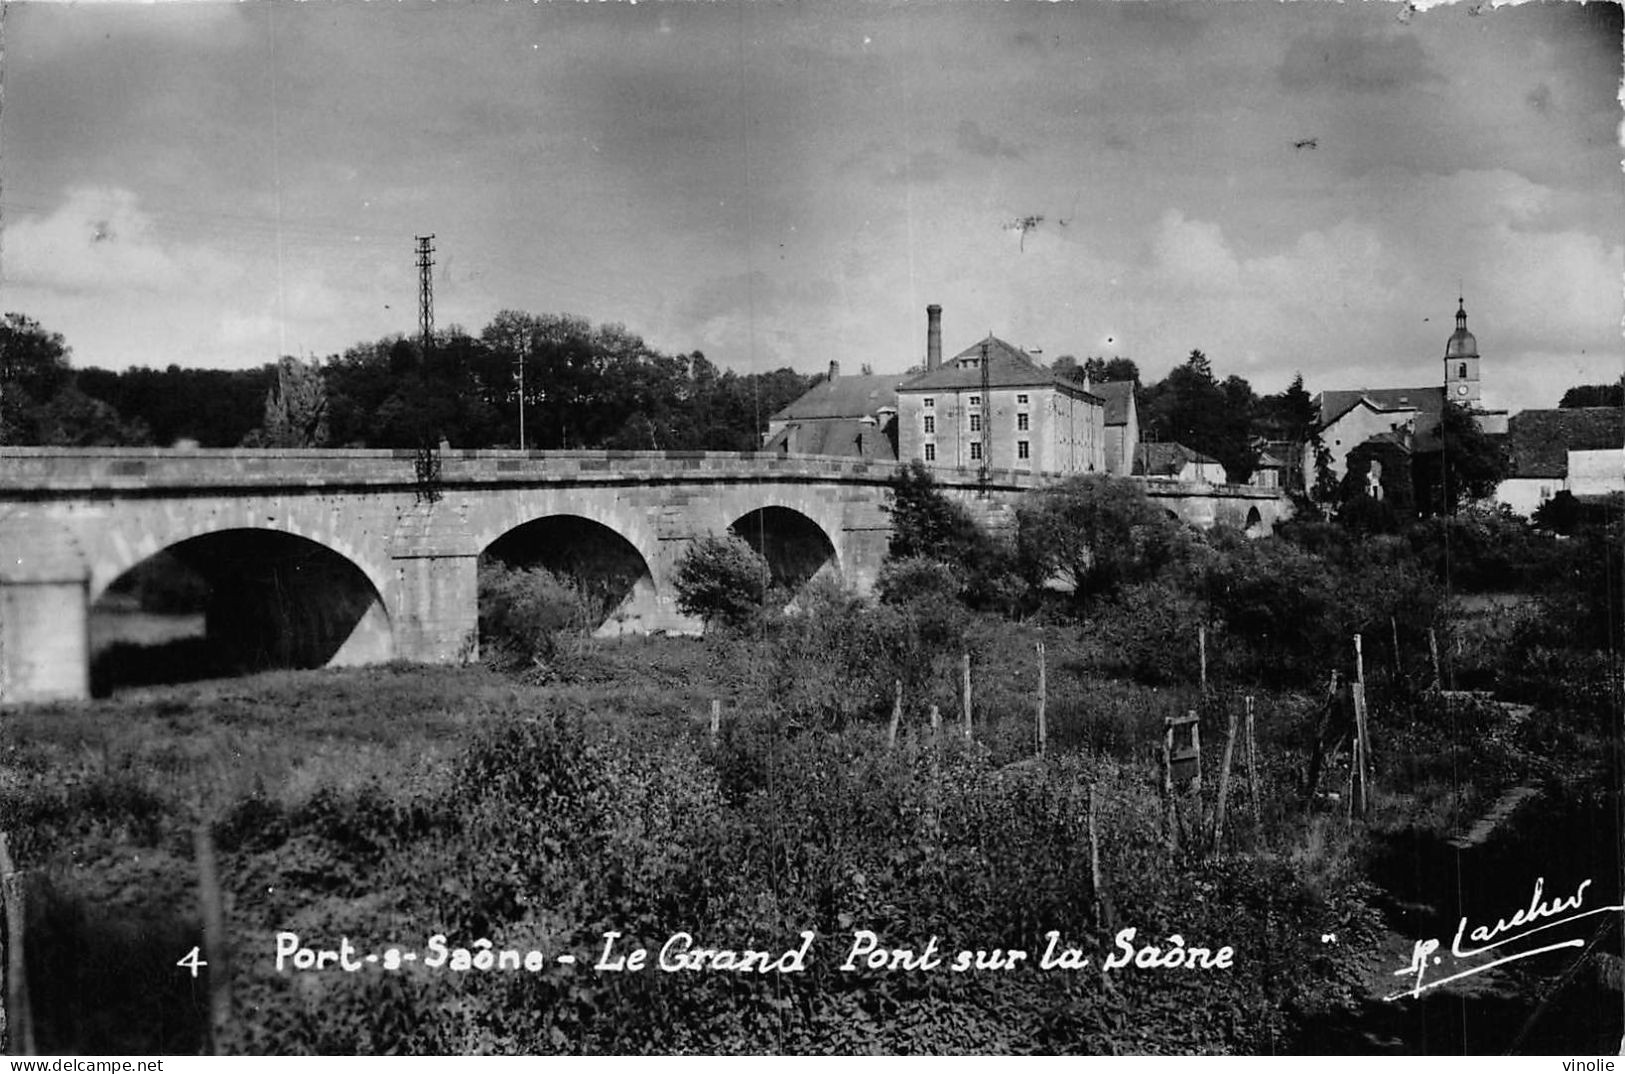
[0, 448, 1290, 702]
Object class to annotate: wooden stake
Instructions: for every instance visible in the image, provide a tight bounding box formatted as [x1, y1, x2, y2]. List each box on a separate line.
[888, 679, 902, 750]
[1088, 785, 1107, 931]
[1214, 707, 1239, 850]
[1162, 718, 1177, 851]
[1345, 732, 1358, 824]
[1354, 633, 1365, 689]
[1428, 627, 1442, 690]
[0, 832, 34, 1056]
[961, 653, 972, 739]
[1199, 625, 1208, 693]
[1245, 696, 1261, 830]
[929, 704, 941, 733]
[1391, 616, 1401, 680]
[1352, 682, 1372, 817]
[1036, 641, 1047, 758]
[710, 699, 721, 744]
[194, 824, 231, 1055]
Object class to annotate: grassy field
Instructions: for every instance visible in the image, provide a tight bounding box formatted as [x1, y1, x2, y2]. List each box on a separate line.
[2, 623, 1617, 1055]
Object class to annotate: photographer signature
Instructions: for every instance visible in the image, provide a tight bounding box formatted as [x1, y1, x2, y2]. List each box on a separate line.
[1384, 877, 1624, 1001]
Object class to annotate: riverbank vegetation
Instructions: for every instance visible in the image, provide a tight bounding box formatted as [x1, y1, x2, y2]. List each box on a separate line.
[2, 473, 1620, 1055]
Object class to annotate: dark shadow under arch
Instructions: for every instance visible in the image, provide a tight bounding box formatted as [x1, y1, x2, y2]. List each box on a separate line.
[90, 530, 391, 695]
[729, 506, 838, 590]
[482, 515, 655, 632]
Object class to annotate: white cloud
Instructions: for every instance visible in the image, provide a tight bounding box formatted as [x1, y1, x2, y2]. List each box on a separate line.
[3, 186, 240, 295]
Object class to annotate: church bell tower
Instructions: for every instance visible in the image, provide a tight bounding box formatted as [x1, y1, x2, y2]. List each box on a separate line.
[1443, 297, 1480, 406]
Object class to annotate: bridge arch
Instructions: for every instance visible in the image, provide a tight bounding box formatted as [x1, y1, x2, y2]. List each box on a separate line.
[90, 526, 393, 694]
[86, 501, 393, 606]
[478, 512, 659, 633]
[727, 504, 841, 590]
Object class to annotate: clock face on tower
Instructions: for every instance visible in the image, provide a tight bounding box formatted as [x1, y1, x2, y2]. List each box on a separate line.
[1457, 385, 1469, 395]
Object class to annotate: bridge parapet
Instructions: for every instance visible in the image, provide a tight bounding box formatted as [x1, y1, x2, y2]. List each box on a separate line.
[0, 448, 910, 492]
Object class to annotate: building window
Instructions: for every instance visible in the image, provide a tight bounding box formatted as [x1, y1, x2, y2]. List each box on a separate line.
[969, 442, 982, 461]
[969, 395, 981, 407]
[923, 415, 935, 434]
[924, 397, 934, 409]
[1458, 363, 1467, 379]
[1017, 394, 1029, 405]
[1017, 412, 1029, 431]
[1017, 440, 1030, 460]
[969, 414, 982, 432]
[924, 443, 936, 462]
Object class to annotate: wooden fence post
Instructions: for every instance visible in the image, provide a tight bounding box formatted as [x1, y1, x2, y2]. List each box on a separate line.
[929, 704, 941, 734]
[1199, 625, 1208, 694]
[710, 699, 721, 744]
[1391, 616, 1401, 681]
[1036, 641, 1047, 758]
[1352, 682, 1372, 818]
[1354, 633, 1365, 689]
[0, 832, 35, 1056]
[195, 824, 231, 1055]
[1245, 695, 1261, 830]
[1088, 785, 1109, 931]
[1213, 707, 1239, 850]
[888, 679, 902, 750]
[961, 653, 972, 739]
[1428, 627, 1442, 690]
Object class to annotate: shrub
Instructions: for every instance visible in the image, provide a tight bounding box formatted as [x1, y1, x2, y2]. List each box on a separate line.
[478, 561, 595, 662]
[1016, 474, 1189, 607]
[672, 534, 770, 631]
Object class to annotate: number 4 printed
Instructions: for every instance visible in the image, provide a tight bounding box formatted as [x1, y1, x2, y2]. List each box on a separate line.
[178, 946, 207, 977]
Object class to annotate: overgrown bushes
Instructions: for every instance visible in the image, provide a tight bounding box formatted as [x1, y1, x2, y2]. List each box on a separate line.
[478, 561, 599, 663]
[672, 533, 771, 631]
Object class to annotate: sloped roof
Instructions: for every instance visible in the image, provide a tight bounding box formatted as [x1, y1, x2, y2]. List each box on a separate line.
[1316, 386, 1446, 452]
[1255, 449, 1289, 469]
[1317, 386, 1444, 426]
[763, 417, 898, 463]
[899, 335, 1101, 399]
[1092, 380, 1136, 426]
[770, 374, 902, 422]
[1505, 407, 1624, 479]
[1133, 442, 1220, 477]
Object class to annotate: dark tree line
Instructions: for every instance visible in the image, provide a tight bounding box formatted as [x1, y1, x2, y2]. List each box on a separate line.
[1, 310, 813, 451]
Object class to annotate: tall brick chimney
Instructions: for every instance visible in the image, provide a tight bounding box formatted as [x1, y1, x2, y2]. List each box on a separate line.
[926, 304, 942, 371]
[828, 360, 840, 380]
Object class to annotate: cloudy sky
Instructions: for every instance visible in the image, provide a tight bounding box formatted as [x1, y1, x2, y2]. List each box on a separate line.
[1, 0, 1621, 408]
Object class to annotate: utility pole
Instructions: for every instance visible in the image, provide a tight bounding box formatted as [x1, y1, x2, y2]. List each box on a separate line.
[415, 235, 435, 352]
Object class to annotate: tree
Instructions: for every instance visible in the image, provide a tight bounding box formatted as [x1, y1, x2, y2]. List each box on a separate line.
[1415, 402, 1510, 515]
[32, 387, 151, 447]
[672, 534, 770, 630]
[0, 313, 74, 443]
[247, 356, 329, 447]
[1074, 355, 1140, 384]
[1015, 474, 1187, 605]
[1140, 350, 1256, 482]
[1558, 378, 1624, 409]
[1256, 372, 1318, 491]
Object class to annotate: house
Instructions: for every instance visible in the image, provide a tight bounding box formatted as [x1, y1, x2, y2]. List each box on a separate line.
[895, 311, 1106, 474]
[1249, 446, 1289, 489]
[1305, 299, 1507, 486]
[1134, 442, 1225, 483]
[1496, 407, 1624, 517]
[1093, 381, 1139, 477]
[763, 360, 900, 462]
